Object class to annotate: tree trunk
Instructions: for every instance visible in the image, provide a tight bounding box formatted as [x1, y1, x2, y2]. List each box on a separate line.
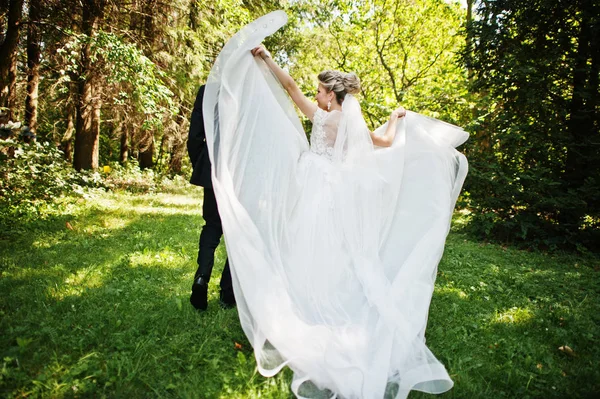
[168, 107, 187, 174]
[0, 0, 24, 122]
[73, 1, 104, 171]
[134, 0, 157, 170]
[466, 0, 474, 76]
[143, 0, 156, 49]
[91, 84, 102, 162]
[0, 0, 8, 44]
[189, 0, 199, 30]
[120, 121, 130, 165]
[157, 131, 166, 167]
[466, 0, 474, 25]
[25, 0, 41, 132]
[129, 0, 141, 37]
[168, 144, 183, 174]
[138, 130, 154, 169]
[61, 102, 76, 162]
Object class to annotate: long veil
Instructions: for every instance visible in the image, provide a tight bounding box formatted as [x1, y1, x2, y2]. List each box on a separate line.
[203, 10, 468, 399]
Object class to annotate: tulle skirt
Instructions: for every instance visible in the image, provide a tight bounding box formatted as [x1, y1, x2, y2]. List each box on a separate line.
[203, 10, 468, 399]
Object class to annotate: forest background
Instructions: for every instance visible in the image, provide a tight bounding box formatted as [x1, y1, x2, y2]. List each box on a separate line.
[1, 1, 599, 397]
[0, 0, 598, 252]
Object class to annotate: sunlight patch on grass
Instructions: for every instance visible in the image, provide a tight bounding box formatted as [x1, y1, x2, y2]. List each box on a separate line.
[93, 192, 201, 217]
[494, 306, 534, 324]
[48, 268, 105, 300]
[436, 285, 469, 299]
[29, 232, 79, 249]
[128, 206, 197, 215]
[99, 215, 129, 230]
[79, 221, 131, 235]
[488, 264, 501, 273]
[128, 248, 187, 269]
[3, 191, 599, 399]
[151, 193, 201, 207]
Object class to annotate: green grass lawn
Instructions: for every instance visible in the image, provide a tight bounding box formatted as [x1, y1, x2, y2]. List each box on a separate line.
[1, 189, 598, 398]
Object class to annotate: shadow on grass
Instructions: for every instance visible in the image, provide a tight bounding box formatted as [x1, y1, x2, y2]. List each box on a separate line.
[0, 192, 291, 398]
[1, 195, 598, 398]
[416, 235, 600, 399]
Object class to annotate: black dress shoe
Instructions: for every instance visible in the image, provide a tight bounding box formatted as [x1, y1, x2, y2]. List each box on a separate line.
[219, 290, 236, 309]
[190, 277, 208, 311]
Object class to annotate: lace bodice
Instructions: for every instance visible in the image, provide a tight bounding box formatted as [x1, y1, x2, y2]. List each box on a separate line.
[310, 108, 341, 160]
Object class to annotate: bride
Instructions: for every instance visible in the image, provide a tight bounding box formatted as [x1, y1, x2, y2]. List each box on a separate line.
[202, 11, 468, 399]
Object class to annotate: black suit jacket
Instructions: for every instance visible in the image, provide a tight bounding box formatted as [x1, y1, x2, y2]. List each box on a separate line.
[188, 85, 212, 188]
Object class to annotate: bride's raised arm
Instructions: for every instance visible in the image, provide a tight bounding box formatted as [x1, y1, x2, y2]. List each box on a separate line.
[370, 106, 407, 147]
[251, 45, 318, 120]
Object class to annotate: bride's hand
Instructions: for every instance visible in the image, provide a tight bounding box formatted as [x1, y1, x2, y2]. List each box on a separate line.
[391, 106, 407, 119]
[251, 45, 271, 60]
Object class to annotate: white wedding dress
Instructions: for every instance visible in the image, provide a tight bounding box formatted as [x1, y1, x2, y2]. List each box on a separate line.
[202, 11, 468, 399]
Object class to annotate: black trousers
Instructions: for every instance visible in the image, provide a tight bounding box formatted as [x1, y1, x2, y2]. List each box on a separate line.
[194, 187, 233, 295]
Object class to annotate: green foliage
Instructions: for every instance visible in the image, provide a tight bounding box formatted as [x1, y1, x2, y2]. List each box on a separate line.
[96, 31, 176, 129]
[0, 191, 598, 398]
[0, 139, 79, 224]
[56, 31, 176, 130]
[0, 139, 190, 239]
[282, 0, 470, 128]
[9, 0, 473, 175]
[99, 160, 190, 194]
[166, 0, 273, 97]
[463, 0, 600, 252]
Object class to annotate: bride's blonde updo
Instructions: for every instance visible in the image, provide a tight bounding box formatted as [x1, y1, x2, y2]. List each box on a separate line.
[318, 70, 361, 104]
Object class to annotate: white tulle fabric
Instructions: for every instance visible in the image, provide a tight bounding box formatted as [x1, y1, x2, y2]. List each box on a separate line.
[203, 11, 469, 399]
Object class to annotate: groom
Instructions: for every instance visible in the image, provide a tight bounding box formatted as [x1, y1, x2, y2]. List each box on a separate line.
[188, 84, 235, 310]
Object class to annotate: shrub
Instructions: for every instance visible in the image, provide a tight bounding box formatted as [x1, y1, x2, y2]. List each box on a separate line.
[0, 139, 81, 223]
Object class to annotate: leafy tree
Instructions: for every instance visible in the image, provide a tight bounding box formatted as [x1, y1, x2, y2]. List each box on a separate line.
[278, 0, 469, 129]
[464, 0, 599, 251]
[1, 0, 472, 183]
